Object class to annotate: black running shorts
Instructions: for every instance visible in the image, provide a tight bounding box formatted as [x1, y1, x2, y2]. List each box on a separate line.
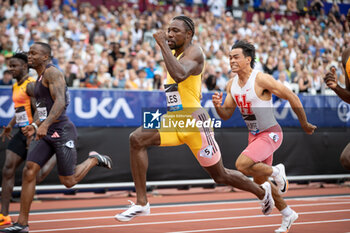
[27, 119, 78, 176]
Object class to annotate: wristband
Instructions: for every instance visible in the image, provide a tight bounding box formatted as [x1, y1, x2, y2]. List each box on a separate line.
[31, 122, 38, 132]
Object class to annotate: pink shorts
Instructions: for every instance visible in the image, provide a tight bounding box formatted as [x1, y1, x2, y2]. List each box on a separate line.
[242, 124, 283, 166]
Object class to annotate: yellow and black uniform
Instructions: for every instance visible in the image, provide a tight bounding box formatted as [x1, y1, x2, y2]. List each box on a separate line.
[158, 52, 221, 167]
[7, 77, 35, 159]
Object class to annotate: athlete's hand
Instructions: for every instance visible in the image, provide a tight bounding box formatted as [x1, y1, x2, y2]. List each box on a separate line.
[22, 125, 35, 137]
[0, 125, 12, 142]
[302, 122, 317, 135]
[153, 30, 167, 46]
[212, 92, 223, 108]
[35, 124, 48, 140]
[323, 67, 337, 90]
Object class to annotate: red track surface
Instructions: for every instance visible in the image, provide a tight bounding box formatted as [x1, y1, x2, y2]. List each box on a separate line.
[1, 183, 350, 233]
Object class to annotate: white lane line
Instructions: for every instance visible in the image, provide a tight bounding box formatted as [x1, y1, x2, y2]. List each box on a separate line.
[29, 209, 350, 232]
[28, 202, 350, 224]
[11, 194, 350, 217]
[168, 219, 350, 233]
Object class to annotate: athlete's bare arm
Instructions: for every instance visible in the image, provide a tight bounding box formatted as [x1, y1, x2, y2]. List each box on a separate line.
[324, 48, 350, 103]
[257, 72, 316, 135]
[153, 31, 203, 83]
[212, 78, 237, 120]
[34, 67, 66, 139]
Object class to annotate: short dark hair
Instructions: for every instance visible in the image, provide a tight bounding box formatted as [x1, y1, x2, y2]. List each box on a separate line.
[3, 70, 11, 75]
[11, 52, 28, 63]
[173, 15, 195, 37]
[231, 40, 256, 68]
[34, 42, 52, 58]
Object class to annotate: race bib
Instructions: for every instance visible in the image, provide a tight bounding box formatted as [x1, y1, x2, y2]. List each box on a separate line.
[15, 106, 29, 127]
[164, 83, 183, 112]
[243, 114, 259, 135]
[36, 101, 47, 122]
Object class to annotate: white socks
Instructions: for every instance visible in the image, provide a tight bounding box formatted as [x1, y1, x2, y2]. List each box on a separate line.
[271, 166, 279, 177]
[280, 206, 293, 217]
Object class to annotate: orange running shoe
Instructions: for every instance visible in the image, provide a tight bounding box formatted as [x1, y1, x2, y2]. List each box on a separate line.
[0, 214, 12, 226]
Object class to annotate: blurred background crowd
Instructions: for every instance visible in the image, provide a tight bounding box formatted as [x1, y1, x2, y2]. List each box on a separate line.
[0, 0, 349, 95]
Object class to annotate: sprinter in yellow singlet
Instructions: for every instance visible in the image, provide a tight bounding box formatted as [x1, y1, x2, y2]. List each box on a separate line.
[324, 9, 350, 170]
[115, 15, 275, 222]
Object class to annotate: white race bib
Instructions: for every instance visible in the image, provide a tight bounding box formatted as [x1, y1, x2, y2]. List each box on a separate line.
[15, 106, 29, 127]
[243, 114, 259, 135]
[164, 83, 183, 112]
[36, 101, 47, 122]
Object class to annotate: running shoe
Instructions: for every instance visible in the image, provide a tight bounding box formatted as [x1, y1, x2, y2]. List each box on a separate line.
[0, 223, 29, 233]
[275, 210, 299, 233]
[115, 200, 150, 222]
[88, 151, 113, 169]
[0, 214, 12, 226]
[274, 164, 289, 194]
[260, 181, 274, 215]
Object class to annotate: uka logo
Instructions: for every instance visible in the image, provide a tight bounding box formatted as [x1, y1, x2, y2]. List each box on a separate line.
[0, 96, 14, 117]
[74, 97, 134, 119]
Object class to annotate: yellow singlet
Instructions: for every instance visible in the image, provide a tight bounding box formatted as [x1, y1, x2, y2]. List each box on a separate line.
[158, 50, 221, 167]
[12, 77, 35, 126]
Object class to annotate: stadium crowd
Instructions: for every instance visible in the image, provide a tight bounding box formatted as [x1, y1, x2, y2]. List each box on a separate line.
[0, 0, 348, 94]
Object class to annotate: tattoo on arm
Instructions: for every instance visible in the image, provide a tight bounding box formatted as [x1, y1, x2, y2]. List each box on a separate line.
[26, 82, 35, 97]
[42, 67, 66, 127]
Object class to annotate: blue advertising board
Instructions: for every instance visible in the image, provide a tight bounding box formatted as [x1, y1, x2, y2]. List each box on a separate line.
[0, 87, 349, 128]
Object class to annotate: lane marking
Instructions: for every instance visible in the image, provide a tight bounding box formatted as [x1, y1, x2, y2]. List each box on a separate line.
[28, 209, 350, 232]
[10, 195, 350, 217]
[168, 219, 350, 233]
[28, 203, 350, 224]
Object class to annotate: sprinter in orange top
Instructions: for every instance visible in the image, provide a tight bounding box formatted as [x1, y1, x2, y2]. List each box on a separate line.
[0, 53, 56, 226]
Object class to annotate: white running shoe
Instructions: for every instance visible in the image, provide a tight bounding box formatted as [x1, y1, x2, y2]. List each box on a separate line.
[274, 164, 289, 194]
[115, 201, 150, 222]
[260, 181, 275, 215]
[275, 210, 299, 233]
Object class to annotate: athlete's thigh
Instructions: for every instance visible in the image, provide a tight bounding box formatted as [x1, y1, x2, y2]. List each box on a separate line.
[27, 138, 55, 168]
[50, 121, 78, 176]
[130, 126, 162, 147]
[7, 130, 28, 160]
[184, 110, 221, 167]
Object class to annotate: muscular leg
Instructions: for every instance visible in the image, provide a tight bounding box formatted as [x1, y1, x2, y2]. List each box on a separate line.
[36, 155, 56, 184]
[236, 153, 273, 177]
[129, 127, 160, 206]
[58, 157, 98, 188]
[204, 158, 265, 200]
[254, 176, 287, 211]
[340, 143, 350, 170]
[1, 150, 24, 216]
[17, 161, 41, 226]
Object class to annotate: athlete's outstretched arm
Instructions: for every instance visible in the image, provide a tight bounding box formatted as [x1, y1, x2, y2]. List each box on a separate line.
[257, 73, 316, 135]
[212, 79, 237, 120]
[153, 31, 203, 83]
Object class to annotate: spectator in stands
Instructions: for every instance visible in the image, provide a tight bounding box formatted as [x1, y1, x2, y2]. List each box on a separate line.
[0, 70, 13, 85]
[298, 66, 312, 93]
[23, 0, 40, 19]
[83, 62, 99, 88]
[97, 64, 112, 88]
[0, 0, 347, 97]
[273, 61, 290, 82]
[112, 69, 127, 89]
[263, 56, 277, 75]
[0, 54, 7, 80]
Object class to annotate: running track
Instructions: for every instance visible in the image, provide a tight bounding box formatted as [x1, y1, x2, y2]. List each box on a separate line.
[1, 184, 350, 233]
